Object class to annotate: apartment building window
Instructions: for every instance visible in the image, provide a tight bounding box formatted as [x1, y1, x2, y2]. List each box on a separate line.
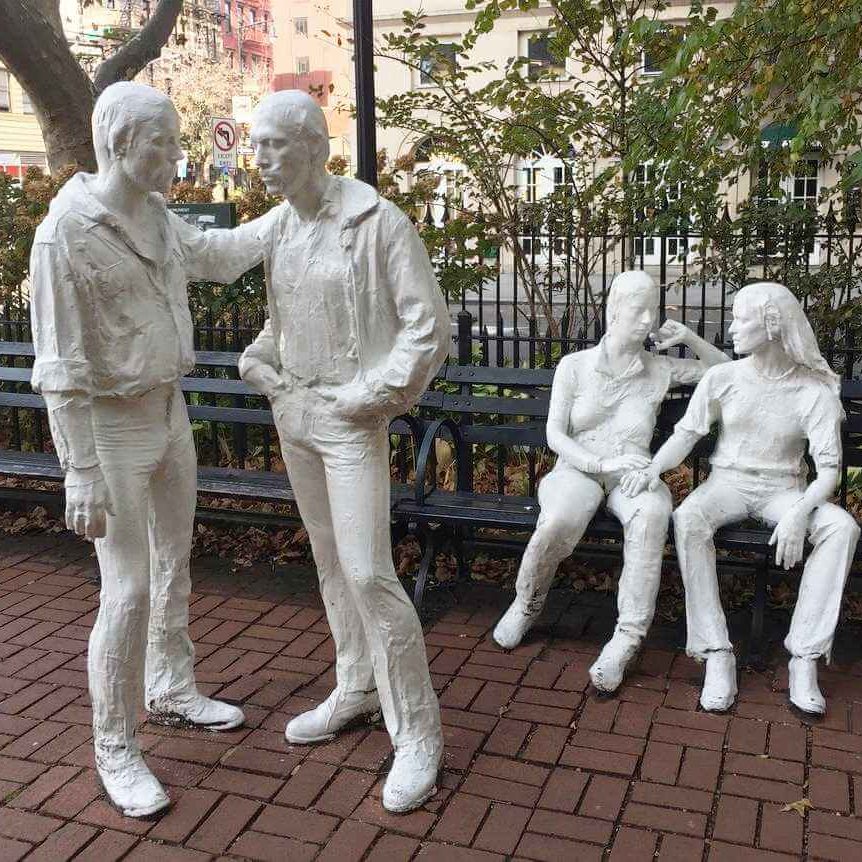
[21, 90, 33, 114]
[295, 17, 308, 36]
[553, 165, 572, 191]
[641, 27, 679, 76]
[523, 167, 538, 203]
[225, 1, 232, 33]
[0, 71, 9, 112]
[527, 33, 564, 80]
[792, 159, 819, 204]
[106, 0, 116, 8]
[419, 43, 457, 85]
[296, 57, 310, 75]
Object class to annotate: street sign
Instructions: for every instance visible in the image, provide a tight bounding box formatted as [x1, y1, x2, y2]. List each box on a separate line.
[212, 117, 237, 169]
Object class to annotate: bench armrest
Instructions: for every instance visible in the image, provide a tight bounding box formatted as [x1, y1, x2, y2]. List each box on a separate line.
[414, 417, 464, 505]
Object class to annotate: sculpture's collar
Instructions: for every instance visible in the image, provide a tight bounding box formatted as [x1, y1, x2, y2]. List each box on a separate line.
[63, 173, 169, 266]
[328, 175, 379, 228]
[595, 335, 646, 379]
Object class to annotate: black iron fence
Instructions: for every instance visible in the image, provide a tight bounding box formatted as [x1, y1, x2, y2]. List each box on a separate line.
[3, 209, 861, 374]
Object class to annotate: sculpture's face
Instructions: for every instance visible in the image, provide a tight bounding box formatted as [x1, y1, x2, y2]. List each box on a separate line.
[251, 114, 313, 197]
[609, 292, 656, 342]
[119, 108, 183, 195]
[729, 296, 770, 354]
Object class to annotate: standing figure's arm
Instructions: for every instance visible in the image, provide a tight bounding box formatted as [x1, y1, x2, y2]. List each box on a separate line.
[30, 234, 113, 539]
[354, 211, 450, 416]
[169, 207, 278, 284]
[238, 318, 287, 399]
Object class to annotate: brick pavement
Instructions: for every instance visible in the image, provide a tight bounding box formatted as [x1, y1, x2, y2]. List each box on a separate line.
[1, 532, 862, 861]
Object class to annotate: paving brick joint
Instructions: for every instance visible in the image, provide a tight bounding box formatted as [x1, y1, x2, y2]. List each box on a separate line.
[0, 532, 861, 861]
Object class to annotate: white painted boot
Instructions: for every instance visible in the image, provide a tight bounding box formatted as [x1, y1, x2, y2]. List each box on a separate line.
[589, 632, 641, 693]
[788, 657, 826, 715]
[493, 600, 538, 650]
[700, 650, 738, 712]
[97, 750, 170, 819]
[285, 688, 380, 744]
[148, 692, 245, 731]
[382, 737, 442, 813]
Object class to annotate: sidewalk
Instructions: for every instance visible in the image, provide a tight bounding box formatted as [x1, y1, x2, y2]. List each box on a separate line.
[1, 532, 861, 861]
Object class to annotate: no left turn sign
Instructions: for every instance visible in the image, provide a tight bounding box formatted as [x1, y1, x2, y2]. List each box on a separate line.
[212, 117, 237, 169]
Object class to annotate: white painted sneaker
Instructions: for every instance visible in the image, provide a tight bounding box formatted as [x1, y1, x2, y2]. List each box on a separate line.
[700, 650, 738, 712]
[285, 689, 380, 745]
[493, 600, 538, 650]
[382, 738, 442, 813]
[96, 750, 170, 819]
[148, 692, 245, 731]
[788, 657, 826, 715]
[589, 632, 641, 693]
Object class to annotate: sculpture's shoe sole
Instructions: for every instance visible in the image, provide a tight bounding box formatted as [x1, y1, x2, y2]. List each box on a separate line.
[789, 696, 826, 717]
[97, 776, 171, 820]
[147, 710, 245, 732]
[383, 783, 438, 814]
[285, 709, 381, 745]
[699, 695, 736, 713]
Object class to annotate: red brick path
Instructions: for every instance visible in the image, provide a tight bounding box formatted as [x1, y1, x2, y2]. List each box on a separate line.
[1, 533, 861, 861]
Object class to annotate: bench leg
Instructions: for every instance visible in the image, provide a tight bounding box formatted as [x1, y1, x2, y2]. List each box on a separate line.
[746, 556, 769, 670]
[413, 526, 440, 614]
[454, 527, 471, 583]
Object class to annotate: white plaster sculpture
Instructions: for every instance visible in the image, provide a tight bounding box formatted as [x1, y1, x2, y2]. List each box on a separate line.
[29, 83, 269, 817]
[493, 272, 730, 693]
[237, 91, 449, 813]
[621, 282, 859, 714]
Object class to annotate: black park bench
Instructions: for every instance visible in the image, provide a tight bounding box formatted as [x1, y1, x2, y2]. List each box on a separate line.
[389, 360, 862, 663]
[0, 341, 430, 529]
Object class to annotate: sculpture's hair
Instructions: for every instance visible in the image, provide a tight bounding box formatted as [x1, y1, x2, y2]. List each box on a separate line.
[92, 82, 177, 174]
[606, 270, 660, 325]
[252, 90, 330, 165]
[736, 281, 840, 395]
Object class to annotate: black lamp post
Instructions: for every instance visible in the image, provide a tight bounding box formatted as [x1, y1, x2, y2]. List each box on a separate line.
[352, 0, 377, 187]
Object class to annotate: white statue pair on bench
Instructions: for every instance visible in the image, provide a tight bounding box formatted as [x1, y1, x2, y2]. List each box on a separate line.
[494, 271, 859, 717]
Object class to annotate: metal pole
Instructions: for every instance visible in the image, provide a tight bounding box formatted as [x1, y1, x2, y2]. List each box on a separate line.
[352, 0, 378, 186]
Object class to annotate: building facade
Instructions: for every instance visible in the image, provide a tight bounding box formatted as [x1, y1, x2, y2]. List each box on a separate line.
[371, 0, 848, 270]
[0, 60, 46, 178]
[270, 0, 353, 164]
[220, 0, 273, 82]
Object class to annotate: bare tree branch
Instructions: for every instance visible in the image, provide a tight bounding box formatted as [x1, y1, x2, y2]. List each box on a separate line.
[93, 0, 183, 93]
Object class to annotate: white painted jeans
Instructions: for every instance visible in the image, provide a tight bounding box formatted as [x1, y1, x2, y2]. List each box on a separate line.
[674, 467, 860, 660]
[88, 383, 198, 763]
[272, 392, 442, 750]
[515, 464, 673, 639]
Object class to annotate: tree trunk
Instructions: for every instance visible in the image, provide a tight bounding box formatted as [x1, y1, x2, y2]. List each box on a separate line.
[0, 1, 97, 172]
[0, 0, 183, 174]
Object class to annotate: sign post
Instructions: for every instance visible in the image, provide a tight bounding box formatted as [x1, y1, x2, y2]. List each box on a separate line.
[211, 117, 237, 170]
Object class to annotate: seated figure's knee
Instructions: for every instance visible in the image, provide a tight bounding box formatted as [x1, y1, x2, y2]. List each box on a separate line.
[632, 492, 673, 531]
[814, 504, 861, 544]
[672, 500, 714, 542]
[536, 512, 581, 554]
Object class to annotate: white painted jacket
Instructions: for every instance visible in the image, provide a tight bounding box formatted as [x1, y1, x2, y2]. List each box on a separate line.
[240, 176, 450, 416]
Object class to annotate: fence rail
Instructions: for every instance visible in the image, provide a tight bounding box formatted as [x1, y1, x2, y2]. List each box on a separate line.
[3, 210, 862, 374]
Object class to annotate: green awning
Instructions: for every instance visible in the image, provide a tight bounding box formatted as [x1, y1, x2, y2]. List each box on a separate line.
[760, 121, 799, 148]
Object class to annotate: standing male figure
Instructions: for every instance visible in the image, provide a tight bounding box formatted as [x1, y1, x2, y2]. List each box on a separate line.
[238, 91, 449, 812]
[30, 83, 268, 817]
[493, 272, 729, 693]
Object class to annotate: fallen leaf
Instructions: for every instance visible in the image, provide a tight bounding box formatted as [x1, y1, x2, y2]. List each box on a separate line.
[781, 798, 812, 817]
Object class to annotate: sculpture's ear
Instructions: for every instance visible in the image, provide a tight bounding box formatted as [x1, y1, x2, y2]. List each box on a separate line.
[762, 300, 781, 342]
